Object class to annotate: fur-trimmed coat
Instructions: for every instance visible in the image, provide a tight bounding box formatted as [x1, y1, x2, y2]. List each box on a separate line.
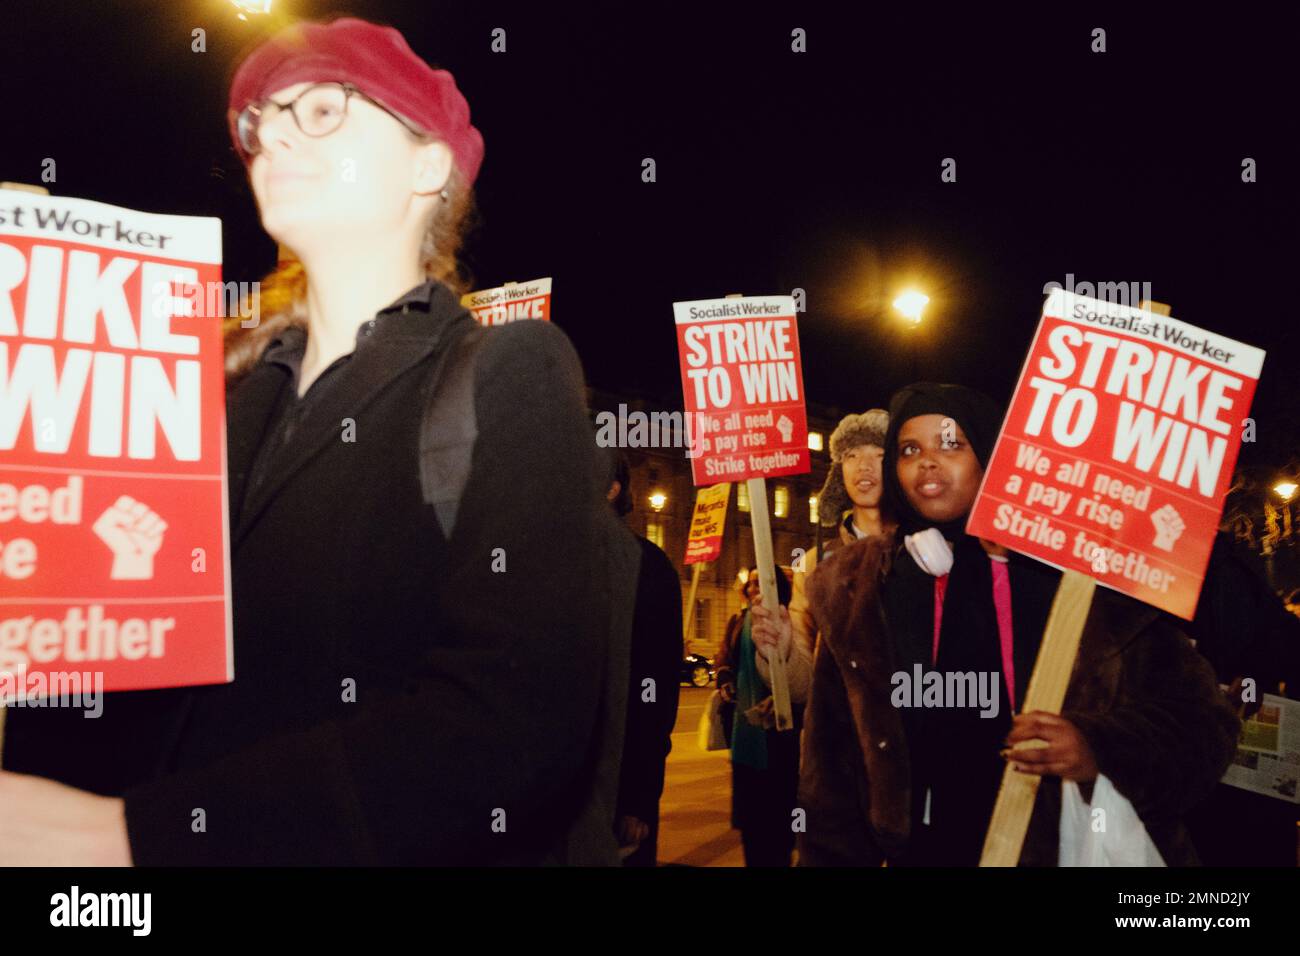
[797, 536, 1241, 866]
[782, 513, 864, 704]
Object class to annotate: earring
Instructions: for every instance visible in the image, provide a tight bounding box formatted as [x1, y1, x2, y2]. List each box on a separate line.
[439, 187, 449, 201]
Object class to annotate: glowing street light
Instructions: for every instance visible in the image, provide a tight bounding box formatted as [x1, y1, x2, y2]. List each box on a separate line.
[648, 491, 667, 512]
[1275, 481, 1298, 502]
[230, 0, 273, 18]
[893, 290, 929, 326]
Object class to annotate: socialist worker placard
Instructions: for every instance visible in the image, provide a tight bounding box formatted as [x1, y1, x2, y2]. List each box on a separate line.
[0, 188, 232, 696]
[967, 289, 1264, 620]
[461, 277, 551, 326]
[674, 295, 810, 487]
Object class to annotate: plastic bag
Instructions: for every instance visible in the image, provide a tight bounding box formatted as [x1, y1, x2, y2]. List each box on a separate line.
[697, 689, 730, 751]
[1059, 772, 1165, 866]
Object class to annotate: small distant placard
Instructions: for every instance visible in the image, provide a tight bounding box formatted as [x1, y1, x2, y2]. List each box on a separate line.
[461, 277, 551, 326]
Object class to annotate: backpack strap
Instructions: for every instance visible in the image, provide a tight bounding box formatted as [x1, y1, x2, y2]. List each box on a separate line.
[418, 316, 487, 540]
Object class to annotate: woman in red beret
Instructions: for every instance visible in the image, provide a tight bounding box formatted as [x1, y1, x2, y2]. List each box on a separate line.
[0, 17, 623, 865]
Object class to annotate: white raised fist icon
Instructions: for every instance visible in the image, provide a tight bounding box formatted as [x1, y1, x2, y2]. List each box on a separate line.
[776, 414, 794, 443]
[1150, 503, 1185, 552]
[93, 495, 167, 580]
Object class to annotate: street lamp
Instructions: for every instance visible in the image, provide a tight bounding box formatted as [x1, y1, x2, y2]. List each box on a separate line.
[892, 290, 929, 326]
[230, 0, 273, 18]
[1275, 481, 1297, 545]
[649, 491, 667, 512]
[892, 289, 928, 379]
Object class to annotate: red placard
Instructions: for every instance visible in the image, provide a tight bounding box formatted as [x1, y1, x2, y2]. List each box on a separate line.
[674, 295, 810, 486]
[0, 189, 232, 695]
[461, 277, 551, 326]
[967, 289, 1264, 620]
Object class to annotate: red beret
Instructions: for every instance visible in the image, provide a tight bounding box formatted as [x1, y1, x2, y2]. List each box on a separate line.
[228, 17, 484, 185]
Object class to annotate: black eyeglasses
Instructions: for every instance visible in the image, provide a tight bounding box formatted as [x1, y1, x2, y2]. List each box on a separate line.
[234, 81, 421, 156]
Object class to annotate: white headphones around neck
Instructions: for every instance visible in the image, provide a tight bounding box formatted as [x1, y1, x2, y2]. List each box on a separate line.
[903, 528, 954, 577]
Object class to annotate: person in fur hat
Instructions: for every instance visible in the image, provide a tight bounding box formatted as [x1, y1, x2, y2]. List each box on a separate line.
[751, 410, 895, 706]
[813, 408, 893, 558]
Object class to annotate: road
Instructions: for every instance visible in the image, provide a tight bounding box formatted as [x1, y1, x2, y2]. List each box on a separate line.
[656, 685, 745, 866]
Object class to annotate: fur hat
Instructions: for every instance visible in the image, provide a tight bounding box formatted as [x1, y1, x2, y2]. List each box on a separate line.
[817, 409, 889, 525]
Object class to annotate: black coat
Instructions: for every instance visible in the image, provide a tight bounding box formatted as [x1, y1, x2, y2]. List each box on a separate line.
[3, 281, 613, 865]
[797, 537, 1241, 867]
[1183, 531, 1300, 693]
[616, 536, 683, 826]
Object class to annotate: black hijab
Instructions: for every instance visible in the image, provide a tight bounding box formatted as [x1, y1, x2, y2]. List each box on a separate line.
[880, 382, 1004, 540]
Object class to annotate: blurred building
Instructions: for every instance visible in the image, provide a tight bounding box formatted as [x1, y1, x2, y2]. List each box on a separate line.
[589, 387, 840, 659]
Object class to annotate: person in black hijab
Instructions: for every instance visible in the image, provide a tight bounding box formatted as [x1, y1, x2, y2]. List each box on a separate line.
[796, 381, 1238, 867]
[877, 383, 1062, 865]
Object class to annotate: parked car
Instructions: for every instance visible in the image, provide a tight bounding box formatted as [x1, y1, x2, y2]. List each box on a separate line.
[681, 653, 715, 688]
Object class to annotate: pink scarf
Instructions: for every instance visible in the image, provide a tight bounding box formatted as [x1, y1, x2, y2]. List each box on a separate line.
[931, 557, 1016, 710]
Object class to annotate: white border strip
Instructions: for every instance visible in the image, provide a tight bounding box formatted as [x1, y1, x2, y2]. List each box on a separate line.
[1045, 288, 1264, 379]
[461, 277, 552, 308]
[673, 295, 796, 324]
[0, 188, 221, 264]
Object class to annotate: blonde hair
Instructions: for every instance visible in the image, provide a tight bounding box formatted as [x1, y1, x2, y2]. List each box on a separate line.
[222, 145, 476, 385]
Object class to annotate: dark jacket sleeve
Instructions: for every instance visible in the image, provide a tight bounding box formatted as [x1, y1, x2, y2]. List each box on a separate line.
[796, 633, 884, 866]
[1189, 534, 1300, 694]
[1064, 614, 1241, 829]
[616, 540, 683, 822]
[123, 319, 606, 864]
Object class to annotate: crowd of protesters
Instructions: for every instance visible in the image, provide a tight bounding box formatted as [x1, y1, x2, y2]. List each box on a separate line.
[0, 14, 1295, 869]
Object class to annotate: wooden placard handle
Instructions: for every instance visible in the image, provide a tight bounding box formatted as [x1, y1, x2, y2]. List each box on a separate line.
[747, 476, 794, 731]
[979, 569, 1096, 865]
[683, 562, 703, 646]
[0, 182, 51, 195]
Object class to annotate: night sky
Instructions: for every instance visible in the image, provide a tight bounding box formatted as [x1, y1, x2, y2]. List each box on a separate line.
[4, 2, 1295, 474]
